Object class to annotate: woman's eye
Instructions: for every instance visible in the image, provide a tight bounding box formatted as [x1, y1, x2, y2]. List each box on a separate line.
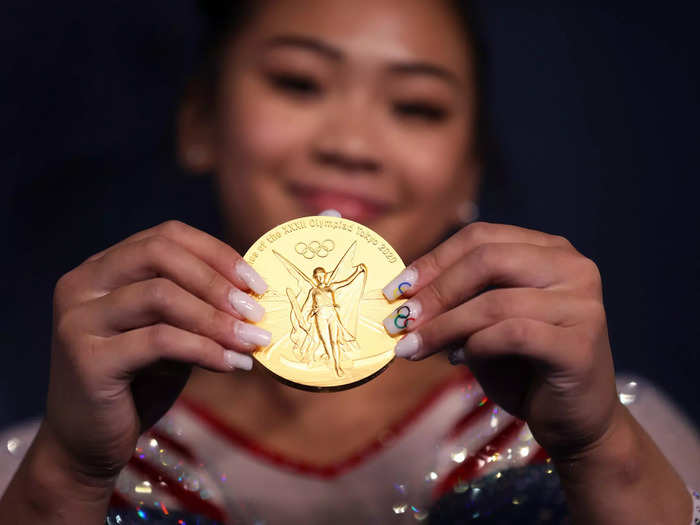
[267, 73, 321, 97]
[393, 102, 448, 123]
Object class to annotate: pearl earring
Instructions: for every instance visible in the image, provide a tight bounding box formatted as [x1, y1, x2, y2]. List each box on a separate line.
[456, 200, 479, 225]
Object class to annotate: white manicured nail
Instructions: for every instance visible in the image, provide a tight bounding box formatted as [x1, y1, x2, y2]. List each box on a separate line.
[383, 300, 422, 335]
[382, 266, 418, 301]
[394, 332, 421, 359]
[448, 347, 467, 365]
[223, 350, 253, 371]
[319, 209, 342, 218]
[235, 322, 272, 347]
[228, 288, 265, 322]
[235, 260, 268, 295]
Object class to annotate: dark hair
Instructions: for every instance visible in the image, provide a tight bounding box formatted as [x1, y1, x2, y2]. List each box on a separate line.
[188, 2, 258, 111]
[193, 0, 494, 166]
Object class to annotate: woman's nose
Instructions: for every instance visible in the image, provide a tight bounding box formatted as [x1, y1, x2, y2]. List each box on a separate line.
[311, 97, 382, 175]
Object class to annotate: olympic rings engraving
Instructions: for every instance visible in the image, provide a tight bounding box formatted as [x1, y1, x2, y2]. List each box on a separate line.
[295, 239, 336, 259]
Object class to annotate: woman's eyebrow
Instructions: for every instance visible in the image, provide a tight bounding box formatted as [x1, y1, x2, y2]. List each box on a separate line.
[262, 34, 343, 60]
[387, 62, 462, 88]
[261, 34, 461, 88]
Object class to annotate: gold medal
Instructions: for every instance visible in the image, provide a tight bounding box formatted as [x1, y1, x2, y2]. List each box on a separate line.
[243, 216, 404, 391]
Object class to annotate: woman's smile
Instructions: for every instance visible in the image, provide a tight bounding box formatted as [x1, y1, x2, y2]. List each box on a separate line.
[286, 180, 394, 223]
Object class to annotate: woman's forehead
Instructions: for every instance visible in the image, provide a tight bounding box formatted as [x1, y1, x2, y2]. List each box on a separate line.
[237, 0, 472, 79]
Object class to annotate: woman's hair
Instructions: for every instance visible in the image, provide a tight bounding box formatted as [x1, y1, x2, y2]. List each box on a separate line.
[192, 0, 494, 167]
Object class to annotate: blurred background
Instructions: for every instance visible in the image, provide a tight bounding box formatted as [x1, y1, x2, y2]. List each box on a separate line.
[1, 2, 697, 428]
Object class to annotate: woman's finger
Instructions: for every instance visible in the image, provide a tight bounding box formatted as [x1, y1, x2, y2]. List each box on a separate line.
[98, 324, 254, 376]
[85, 220, 267, 295]
[382, 221, 575, 301]
[83, 235, 264, 322]
[77, 278, 271, 352]
[455, 317, 570, 367]
[391, 287, 597, 362]
[383, 243, 580, 336]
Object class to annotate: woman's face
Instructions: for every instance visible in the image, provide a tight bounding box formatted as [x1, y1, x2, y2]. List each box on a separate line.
[183, 0, 479, 262]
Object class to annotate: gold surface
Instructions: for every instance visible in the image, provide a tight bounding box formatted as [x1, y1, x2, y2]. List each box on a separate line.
[244, 216, 405, 390]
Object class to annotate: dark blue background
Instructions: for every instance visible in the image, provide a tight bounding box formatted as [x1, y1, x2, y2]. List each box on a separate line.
[1, 3, 698, 428]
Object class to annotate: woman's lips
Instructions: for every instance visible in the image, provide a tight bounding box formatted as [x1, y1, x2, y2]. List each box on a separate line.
[290, 184, 391, 223]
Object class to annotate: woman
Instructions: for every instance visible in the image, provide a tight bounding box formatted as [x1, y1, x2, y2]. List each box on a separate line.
[0, 0, 697, 523]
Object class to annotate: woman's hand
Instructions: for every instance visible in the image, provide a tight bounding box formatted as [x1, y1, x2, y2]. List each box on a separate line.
[44, 220, 270, 484]
[382, 222, 694, 523]
[381, 221, 617, 458]
[1, 220, 272, 522]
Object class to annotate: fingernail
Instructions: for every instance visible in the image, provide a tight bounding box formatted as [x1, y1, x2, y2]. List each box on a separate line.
[224, 350, 253, 371]
[382, 267, 418, 301]
[448, 347, 466, 365]
[235, 260, 268, 295]
[235, 322, 272, 347]
[394, 332, 421, 359]
[318, 209, 342, 218]
[383, 300, 422, 335]
[228, 288, 265, 322]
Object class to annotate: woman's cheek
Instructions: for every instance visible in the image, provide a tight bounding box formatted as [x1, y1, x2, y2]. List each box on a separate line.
[387, 126, 470, 258]
[217, 96, 327, 240]
[228, 90, 317, 172]
[392, 130, 466, 201]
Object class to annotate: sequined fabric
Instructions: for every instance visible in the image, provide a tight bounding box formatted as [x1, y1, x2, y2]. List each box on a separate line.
[429, 464, 569, 524]
[104, 464, 569, 524]
[2, 375, 697, 524]
[105, 508, 222, 524]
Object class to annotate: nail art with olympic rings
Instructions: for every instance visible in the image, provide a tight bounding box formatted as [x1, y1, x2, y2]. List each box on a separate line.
[383, 299, 422, 335]
[382, 267, 418, 301]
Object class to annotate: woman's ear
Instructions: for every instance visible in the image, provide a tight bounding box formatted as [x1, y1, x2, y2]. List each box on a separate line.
[177, 89, 216, 174]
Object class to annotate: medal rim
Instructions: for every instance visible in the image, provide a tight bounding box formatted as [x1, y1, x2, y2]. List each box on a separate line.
[253, 357, 396, 392]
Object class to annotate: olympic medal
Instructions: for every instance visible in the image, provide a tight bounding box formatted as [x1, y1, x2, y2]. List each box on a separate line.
[243, 216, 405, 390]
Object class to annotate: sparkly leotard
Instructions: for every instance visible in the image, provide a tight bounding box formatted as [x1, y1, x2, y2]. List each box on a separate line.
[1, 375, 698, 524]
